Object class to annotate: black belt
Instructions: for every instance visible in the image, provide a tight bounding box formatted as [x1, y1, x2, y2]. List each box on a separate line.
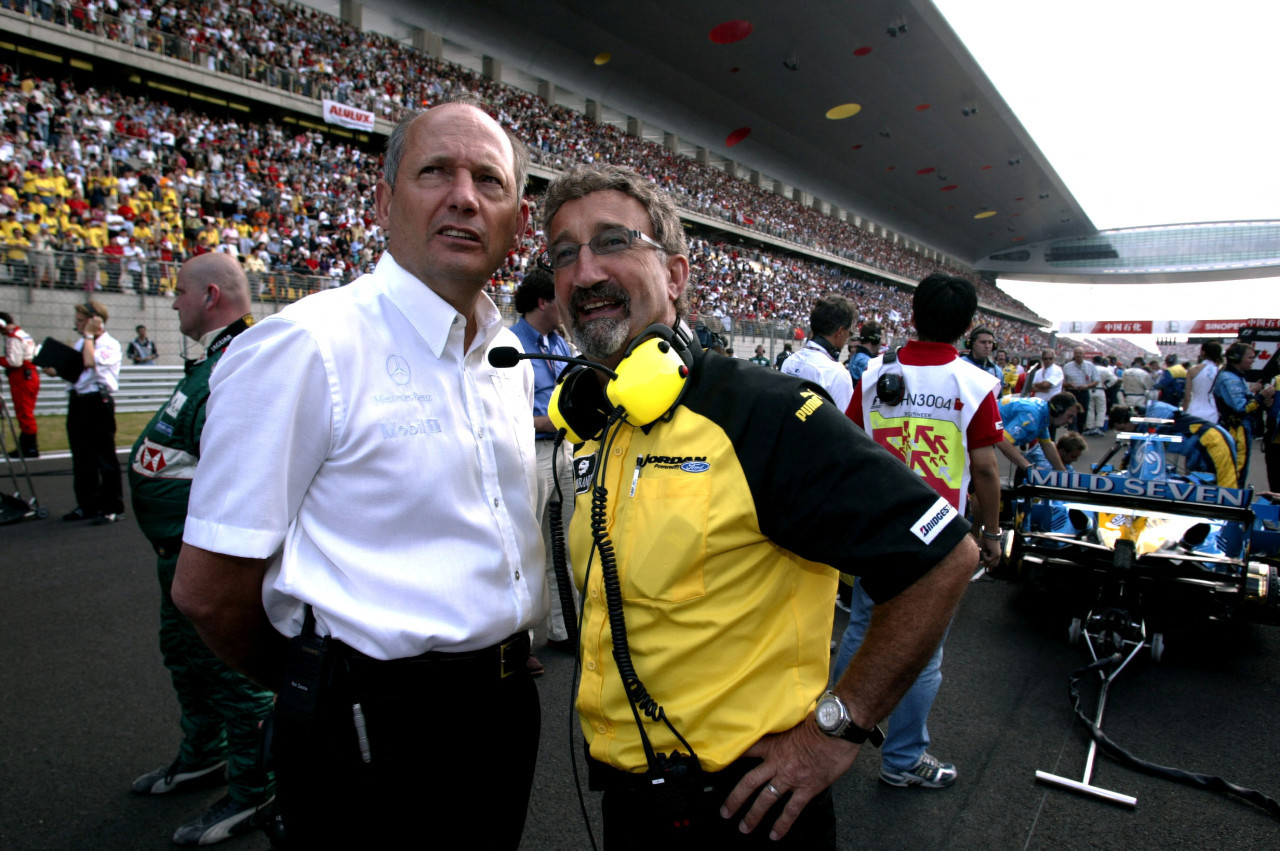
[329, 631, 530, 681]
[587, 753, 759, 793]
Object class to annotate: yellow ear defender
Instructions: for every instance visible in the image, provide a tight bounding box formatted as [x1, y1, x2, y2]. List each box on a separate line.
[548, 323, 695, 443]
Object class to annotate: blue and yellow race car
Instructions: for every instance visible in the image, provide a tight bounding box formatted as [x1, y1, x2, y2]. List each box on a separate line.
[999, 429, 1280, 660]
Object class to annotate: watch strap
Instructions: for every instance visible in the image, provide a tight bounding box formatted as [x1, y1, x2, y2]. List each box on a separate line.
[843, 719, 885, 747]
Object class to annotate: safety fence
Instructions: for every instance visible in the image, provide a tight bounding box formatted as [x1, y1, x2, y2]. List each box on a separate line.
[0, 364, 182, 417]
[0, 248, 340, 302]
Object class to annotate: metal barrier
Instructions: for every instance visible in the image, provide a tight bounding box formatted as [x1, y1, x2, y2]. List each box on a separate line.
[29, 365, 184, 417]
[0, 248, 340, 302]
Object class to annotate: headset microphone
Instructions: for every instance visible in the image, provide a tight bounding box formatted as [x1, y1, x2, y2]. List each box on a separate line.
[488, 346, 619, 443]
[490, 324, 695, 444]
[486, 346, 618, 379]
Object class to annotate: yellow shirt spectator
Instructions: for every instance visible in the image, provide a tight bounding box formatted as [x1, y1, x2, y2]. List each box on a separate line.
[86, 222, 110, 250]
[34, 174, 57, 200]
[62, 221, 88, 244]
[3, 232, 30, 262]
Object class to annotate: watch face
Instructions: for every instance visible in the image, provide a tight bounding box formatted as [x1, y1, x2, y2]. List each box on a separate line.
[815, 697, 841, 730]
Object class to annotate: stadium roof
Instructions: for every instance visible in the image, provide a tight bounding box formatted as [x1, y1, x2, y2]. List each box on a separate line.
[363, 0, 1097, 267]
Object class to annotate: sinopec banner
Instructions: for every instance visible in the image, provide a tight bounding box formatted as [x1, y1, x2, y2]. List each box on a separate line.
[1058, 319, 1253, 335]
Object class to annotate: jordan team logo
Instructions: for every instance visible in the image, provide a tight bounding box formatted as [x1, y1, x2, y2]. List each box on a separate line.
[386, 354, 411, 385]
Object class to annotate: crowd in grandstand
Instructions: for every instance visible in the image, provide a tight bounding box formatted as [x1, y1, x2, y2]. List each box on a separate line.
[2, 0, 1057, 355]
[0, 62, 1053, 351]
[0, 66, 396, 292]
[2, 0, 1045, 312]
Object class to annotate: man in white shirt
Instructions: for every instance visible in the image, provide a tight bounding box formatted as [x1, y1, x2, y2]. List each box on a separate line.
[1120, 358, 1154, 409]
[1184, 341, 1222, 423]
[50, 300, 124, 524]
[781, 294, 855, 411]
[1030, 348, 1065, 401]
[1061, 347, 1098, 433]
[173, 96, 545, 848]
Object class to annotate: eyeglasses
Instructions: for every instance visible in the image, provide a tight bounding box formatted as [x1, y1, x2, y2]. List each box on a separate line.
[539, 227, 664, 270]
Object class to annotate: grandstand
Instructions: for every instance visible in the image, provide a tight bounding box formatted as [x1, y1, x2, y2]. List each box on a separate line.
[0, 0, 1054, 362]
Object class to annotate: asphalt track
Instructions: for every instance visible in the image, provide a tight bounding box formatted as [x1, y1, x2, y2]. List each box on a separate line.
[2, 440, 1278, 850]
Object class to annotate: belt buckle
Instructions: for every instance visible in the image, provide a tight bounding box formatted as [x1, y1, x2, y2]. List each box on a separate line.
[498, 636, 518, 679]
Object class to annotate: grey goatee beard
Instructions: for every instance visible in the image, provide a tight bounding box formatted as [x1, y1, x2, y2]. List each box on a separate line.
[569, 283, 632, 361]
[571, 316, 631, 362]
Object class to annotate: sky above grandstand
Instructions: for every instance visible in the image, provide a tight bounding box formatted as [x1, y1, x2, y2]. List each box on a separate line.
[934, 0, 1278, 334]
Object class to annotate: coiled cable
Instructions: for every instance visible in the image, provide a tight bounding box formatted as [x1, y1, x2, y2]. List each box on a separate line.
[546, 433, 579, 647]
[1068, 654, 1280, 820]
[589, 412, 697, 766]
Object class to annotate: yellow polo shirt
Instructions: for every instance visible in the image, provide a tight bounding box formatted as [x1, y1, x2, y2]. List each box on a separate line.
[569, 348, 969, 773]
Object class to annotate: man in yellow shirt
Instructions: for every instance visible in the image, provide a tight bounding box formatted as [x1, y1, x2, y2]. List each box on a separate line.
[198, 219, 221, 251]
[543, 164, 975, 847]
[85, 220, 110, 250]
[0, 211, 23, 242]
[132, 217, 155, 245]
[34, 169, 57, 204]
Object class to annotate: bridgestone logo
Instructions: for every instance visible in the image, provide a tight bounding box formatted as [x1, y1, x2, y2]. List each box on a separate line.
[911, 497, 956, 545]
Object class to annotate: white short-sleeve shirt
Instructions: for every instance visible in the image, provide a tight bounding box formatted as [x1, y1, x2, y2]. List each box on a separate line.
[1033, 363, 1064, 401]
[72, 330, 121, 395]
[184, 253, 546, 659]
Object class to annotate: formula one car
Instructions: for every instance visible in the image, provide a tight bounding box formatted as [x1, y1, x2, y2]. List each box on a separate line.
[998, 431, 1280, 661]
[999, 426, 1280, 813]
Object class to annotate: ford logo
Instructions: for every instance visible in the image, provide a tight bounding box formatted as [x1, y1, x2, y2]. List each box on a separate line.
[681, 461, 710, 473]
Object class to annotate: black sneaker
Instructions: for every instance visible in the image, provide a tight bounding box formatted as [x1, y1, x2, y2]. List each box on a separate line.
[62, 507, 90, 521]
[131, 758, 227, 795]
[90, 511, 124, 526]
[172, 794, 273, 846]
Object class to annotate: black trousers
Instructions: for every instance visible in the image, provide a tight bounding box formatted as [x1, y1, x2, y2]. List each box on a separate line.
[273, 634, 540, 848]
[594, 756, 838, 850]
[1070, 389, 1090, 433]
[67, 392, 123, 515]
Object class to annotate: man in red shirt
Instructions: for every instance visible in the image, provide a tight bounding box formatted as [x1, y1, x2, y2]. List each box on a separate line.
[0, 311, 40, 458]
[102, 235, 126, 291]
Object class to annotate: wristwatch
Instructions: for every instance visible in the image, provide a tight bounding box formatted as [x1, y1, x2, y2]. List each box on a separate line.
[814, 691, 884, 746]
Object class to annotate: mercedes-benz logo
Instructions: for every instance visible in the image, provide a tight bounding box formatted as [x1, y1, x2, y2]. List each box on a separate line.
[386, 354, 411, 385]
